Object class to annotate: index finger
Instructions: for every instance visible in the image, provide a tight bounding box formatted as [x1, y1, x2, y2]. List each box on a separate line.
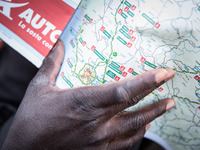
[81, 68, 175, 109]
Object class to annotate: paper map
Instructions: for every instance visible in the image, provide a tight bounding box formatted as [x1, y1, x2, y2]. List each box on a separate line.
[57, 0, 200, 149]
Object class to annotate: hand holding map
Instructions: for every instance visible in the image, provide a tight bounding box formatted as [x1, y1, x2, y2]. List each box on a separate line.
[57, 0, 200, 149]
[2, 40, 175, 150]
[1, 0, 200, 149]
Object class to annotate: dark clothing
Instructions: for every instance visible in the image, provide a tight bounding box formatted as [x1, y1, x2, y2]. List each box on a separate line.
[0, 44, 38, 109]
[0, 44, 38, 147]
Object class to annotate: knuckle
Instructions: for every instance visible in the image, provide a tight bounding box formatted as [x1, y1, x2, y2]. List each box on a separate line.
[115, 86, 131, 103]
[44, 53, 55, 64]
[133, 114, 149, 129]
[128, 94, 143, 105]
[34, 56, 56, 85]
[139, 76, 155, 91]
[154, 104, 166, 117]
[41, 56, 55, 73]
[70, 88, 101, 119]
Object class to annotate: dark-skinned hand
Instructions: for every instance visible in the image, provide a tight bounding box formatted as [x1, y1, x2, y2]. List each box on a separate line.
[2, 39, 175, 150]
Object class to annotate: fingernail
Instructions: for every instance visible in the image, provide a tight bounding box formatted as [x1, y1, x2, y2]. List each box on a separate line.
[52, 39, 61, 51]
[155, 68, 175, 83]
[155, 69, 168, 83]
[166, 99, 175, 111]
[165, 68, 175, 81]
[145, 123, 151, 131]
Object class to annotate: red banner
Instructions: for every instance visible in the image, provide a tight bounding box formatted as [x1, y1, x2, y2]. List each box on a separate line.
[0, 0, 75, 56]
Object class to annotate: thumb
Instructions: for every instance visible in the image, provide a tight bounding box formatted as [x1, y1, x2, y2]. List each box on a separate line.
[37, 39, 65, 85]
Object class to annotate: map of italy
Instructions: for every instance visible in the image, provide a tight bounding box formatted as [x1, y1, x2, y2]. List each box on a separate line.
[56, 0, 200, 149]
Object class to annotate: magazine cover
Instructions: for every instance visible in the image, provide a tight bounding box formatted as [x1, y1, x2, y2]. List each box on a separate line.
[0, 0, 80, 67]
